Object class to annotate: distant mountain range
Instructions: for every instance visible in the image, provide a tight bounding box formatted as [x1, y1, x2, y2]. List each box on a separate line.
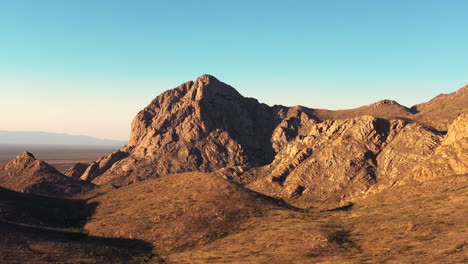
[0, 131, 126, 146]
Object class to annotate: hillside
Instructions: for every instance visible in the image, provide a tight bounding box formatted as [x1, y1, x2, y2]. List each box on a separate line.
[411, 84, 468, 131]
[84, 171, 325, 253]
[168, 174, 467, 264]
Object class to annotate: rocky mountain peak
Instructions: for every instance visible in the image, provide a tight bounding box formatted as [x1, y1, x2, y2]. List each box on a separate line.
[191, 74, 242, 100]
[2, 151, 58, 176]
[15, 151, 36, 162]
[0, 152, 94, 196]
[369, 99, 401, 108]
[4, 151, 40, 171]
[82, 75, 277, 185]
[128, 74, 245, 147]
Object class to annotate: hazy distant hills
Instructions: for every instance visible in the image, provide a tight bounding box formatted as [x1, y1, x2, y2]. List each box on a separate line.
[0, 130, 126, 146]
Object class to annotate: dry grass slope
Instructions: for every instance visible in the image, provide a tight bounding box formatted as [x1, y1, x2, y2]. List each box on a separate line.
[85, 172, 331, 254]
[168, 175, 467, 263]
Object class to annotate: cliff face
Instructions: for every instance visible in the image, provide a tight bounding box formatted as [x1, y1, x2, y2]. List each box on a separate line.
[70, 75, 467, 204]
[246, 116, 452, 204]
[248, 116, 399, 202]
[411, 113, 468, 181]
[85, 75, 278, 186]
[0, 152, 94, 197]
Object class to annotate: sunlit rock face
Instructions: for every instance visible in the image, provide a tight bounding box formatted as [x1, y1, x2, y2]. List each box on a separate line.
[72, 75, 467, 204]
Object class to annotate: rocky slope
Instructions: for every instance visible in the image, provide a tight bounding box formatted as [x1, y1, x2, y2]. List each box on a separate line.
[411, 113, 468, 181]
[69, 75, 467, 205]
[0, 152, 94, 197]
[63, 162, 89, 178]
[248, 116, 402, 203]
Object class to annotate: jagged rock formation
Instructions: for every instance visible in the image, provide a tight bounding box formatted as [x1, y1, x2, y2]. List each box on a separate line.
[68, 75, 466, 204]
[411, 113, 468, 181]
[0, 152, 94, 197]
[80, 150, 129, 181]
[247, 116, 403, 203]
[376, 123, 443, 184]
[64, 162, 89, 178]
[84, 75, 277, 186]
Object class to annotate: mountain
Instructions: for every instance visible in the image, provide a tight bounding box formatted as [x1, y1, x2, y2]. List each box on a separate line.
[0, 152, 94, 197]
[71, 75, 467, 206]
[80, 74, 278, 185]
[0, 131, 126, 146]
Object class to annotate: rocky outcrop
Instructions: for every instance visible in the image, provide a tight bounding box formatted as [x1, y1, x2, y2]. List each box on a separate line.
[376, 123, 443, 183]
[0, 152, 94, 197]
[80, 150, 129, 181]
[411, 113, 468, 181]
[85, 74, 277, 186]
[247, 116, 407, 203]
[64, 162, 89, 178]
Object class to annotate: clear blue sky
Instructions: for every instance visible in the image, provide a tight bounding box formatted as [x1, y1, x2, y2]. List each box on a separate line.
[1, 0, 467, 140]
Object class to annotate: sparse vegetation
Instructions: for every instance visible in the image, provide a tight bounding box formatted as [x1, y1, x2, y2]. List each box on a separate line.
[445, 242, 465, 255]
[65, 227, 89, 240]
[327, 229, 361, 254]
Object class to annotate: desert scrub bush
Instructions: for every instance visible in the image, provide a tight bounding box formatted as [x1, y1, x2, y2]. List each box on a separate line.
[132, 252, 164, 264]
[413, 235, 436, 241]
[327, 229, 361, 254]
[213, 231, 228, 239]
[65, 227, 89, 240]
[445, 242, 465, 254]
[396, 244, 412, 253]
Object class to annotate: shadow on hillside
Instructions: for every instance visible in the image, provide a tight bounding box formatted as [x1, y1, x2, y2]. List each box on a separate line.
[227, 181, 306, 212]
[0, 186, 97, 228]
[327, 203, 354, 212]
[0, 220, 161, 263]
